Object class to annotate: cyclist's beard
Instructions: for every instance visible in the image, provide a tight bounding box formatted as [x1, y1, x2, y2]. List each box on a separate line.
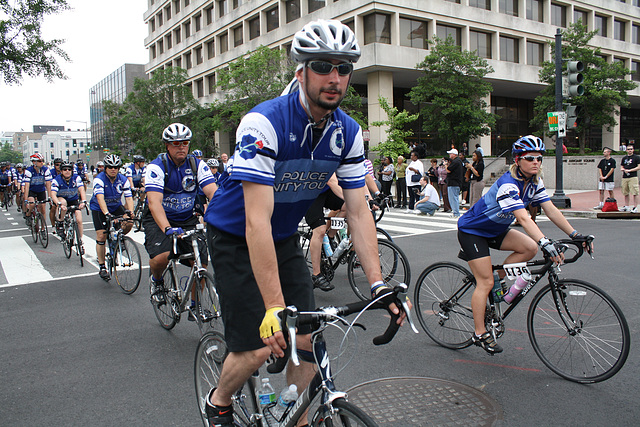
[311, 85, 345, 111]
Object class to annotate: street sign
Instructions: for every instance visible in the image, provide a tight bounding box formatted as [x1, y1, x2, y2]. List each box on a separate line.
[547, 112, 559, 132]
[548, 111, 566, 136]
[103, 148, 110, 154]
[557, 112, 567, 137]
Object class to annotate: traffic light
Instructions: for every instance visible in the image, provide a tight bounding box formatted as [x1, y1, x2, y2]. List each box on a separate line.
[566, 105, 581, 129]
[567, 61, 584, 97]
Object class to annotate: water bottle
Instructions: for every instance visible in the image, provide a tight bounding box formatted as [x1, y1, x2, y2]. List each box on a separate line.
[271, 384, 298, 422]
[490, 272, 505, 302]
[257, 377, 276, 426]
[332, 236, 350, 259]
[503, 276, 528, 304]
[322, 235, 333, 257]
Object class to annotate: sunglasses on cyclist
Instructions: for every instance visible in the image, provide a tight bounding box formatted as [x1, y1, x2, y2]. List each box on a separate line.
[307, 61, 353, 76]
[168, 140, 190, 147]
[520, 155, 543, 162]
[105, 165, 119, 170]
[61, 167, 73, 171]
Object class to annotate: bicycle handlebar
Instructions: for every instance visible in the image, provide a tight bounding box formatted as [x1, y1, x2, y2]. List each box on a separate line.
[267, 284, 415, 374]
[555, 235, 595, 264]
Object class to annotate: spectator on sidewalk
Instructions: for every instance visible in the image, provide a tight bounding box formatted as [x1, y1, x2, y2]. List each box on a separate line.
[405, 150, 424, 213]
[446, 148, 464, 218]
[620, 145, 640, 213]
[466, 150, 485, 207]
[437, 158, 451, 213]
[394, 156, 407, 208]
[415, 175, 440, 216]
[475, 143, 484, 156]
[594, 147, 616, 210]
[379, 156, 394, 197]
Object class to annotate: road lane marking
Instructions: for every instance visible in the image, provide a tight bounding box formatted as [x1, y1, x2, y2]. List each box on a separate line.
[0, 236, 53, 285]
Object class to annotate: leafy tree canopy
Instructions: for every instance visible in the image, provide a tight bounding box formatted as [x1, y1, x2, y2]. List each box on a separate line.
[0, 142, 21, 163]
[409, 36, 497, 148]
[104, 67, 204, 159]
[370, 96, 417, 160]
[531, 21, 637, 153]
[0, 0, 70, 84]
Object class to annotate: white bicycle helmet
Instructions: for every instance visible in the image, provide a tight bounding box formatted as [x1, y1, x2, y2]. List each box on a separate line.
[162, 123, 192, 142]
[104, 154, 122, 168]
[291, 20, 361, 64]
[207, 158, 219, 168]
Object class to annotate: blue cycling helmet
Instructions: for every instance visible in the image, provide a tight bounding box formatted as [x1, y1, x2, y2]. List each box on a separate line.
[512, 135, 545, 157]
[192, 149, 203, 157]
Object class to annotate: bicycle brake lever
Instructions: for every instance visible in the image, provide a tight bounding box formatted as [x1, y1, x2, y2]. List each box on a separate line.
[286, 307, 299, 366]
[395, 284, 419, 334]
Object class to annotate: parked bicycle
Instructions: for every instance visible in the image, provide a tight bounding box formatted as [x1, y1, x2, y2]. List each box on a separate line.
[150, 223, 221, 335]
[26, 199, 50, 248]
[413, 235, 630, 383]
[60, 205, 86, 266]
[298, 217, 410, 301]
[195, 284, 418, 427]
[104, 215, 142, 294]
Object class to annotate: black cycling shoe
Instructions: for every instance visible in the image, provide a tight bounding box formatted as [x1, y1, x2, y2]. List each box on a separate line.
[150, 278, 165, 304]
[205, 389, 234, 427]
[472, 332, 503, 355]
[312, 274, 334, 292]
[99, 268, 110, 281]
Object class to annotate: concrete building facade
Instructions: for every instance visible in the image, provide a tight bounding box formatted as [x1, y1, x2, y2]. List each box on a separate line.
[21, 130, 91, 164]
[143, 0, 640, 156]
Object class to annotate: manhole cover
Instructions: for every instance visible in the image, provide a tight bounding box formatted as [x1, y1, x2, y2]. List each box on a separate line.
[346, 376, 502, 426]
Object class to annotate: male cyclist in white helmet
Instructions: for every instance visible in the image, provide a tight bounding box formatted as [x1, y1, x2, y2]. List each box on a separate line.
[203, 20, 409, 426]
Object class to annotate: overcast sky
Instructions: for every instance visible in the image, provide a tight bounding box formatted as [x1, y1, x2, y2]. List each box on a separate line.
[0, 0, 148, 134]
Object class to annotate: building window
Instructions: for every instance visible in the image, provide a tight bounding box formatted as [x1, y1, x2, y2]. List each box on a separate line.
[184, 0, 190, 6]
[574, 9, 588, 26]
[165, 34, 172, 49]
[364, 13, 391, 45]
[595, 15, 608, 37]
[526, 0, 542, 23]
[233, 25, 243, 47]
[33, 142, 38, 148]
[614, 20, 626, 41]
[164, 5, 171, 20]
[343, 19, 354, 33]
[249, 16, 260, 40]
[174, 28, 181, 44]
[218, 0, 229, 17]
[151, 45, 157, 59]
[174, 57, 182, 68]
[205, 4, 213, 25]
[500, 36, 519, 63]
[285, 0, 300, 23]
[308, 0, 325, 13]
[156, 12, 163, 26]
[550, 3, 566, 28]
[207, 73, 216, 94]
[499, 0, 518, 16]
[173, 0, 180, 13]
[50, 142, 54, 148]
[158, 40, 164, 54]
[194, 13, 202, 32]
[470, 30, 492, 59]
[233, 0, 243, 8]
[526, 40, 544, 65]
[633, 24, 640, 45]
[219, 33, 228, 54]
[399, 18, 428, 49]
[184, 52, 192, 69]
[150, 19, 156, 32]
[195, 46, 203, 64]
[196, 78, 204, 98]
[266, 6, 279, 32]
[631, 61, 640, 82]
[183, 21, 191, 38]
[436, 24, 461, 46]
[207, 39, 215, 59]
[444, 0, 460, 3]
[469, 0, 490, 10]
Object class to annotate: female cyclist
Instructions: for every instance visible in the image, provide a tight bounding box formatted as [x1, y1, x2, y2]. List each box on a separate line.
[457, 135, 592, 354]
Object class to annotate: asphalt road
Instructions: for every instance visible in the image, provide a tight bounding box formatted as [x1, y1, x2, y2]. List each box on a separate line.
[0, 211, 638, 426]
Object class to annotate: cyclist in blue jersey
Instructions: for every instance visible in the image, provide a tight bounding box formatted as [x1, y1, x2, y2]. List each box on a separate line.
[49, 158, 63, 231]
[14, 163, 25, 212]
[190, 149, 208, 216]
[0, 162, 13, 208]
[90, 154, 134, 280]
[23, 153, 52, 221]
[51, 161, 87, 245]
[143, 123, 217, 305]
[206, 158, 221, 183]
[74, 159, 90, 184]
[202, 20, 408, 426]
[457, 136, 592, 354]
[126, 154, 146, 205]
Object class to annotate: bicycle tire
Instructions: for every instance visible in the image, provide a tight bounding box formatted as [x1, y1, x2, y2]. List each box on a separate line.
[74, 221, 84, 267]
[113, 236, 142, 294]
[311, 397, 378, 427]
[152, 269, 179, 330]
[371, 204, 385, 224]
[31, 214, 38, 243]
[413, 262, 476, 349]
[375, 226, 393, 242]
[527, 279, 630, 383]
[63, 221, 73, 259]
[195, 271, 223, 335]
[39, 214, 48, 248]
[347, 239, 411, 301]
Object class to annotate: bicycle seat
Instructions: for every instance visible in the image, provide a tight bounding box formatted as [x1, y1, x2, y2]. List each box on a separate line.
[457, 249, 469, 262]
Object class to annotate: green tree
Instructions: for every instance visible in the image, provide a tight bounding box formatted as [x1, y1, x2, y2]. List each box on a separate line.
[0, 142, 22, 163]
[409, 36, 497, 148]
[104, 67, 203, 159]
[0, 0, 70, 84]
[531, 21, 637, 154]
[211, 45, 295, 132]
[339, 85, 368, 131]
[370, 96, 418, 160]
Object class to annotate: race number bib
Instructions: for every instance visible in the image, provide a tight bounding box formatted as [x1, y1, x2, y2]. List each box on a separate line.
[330, 217, 346, 230]
[503, 262, 531, 281]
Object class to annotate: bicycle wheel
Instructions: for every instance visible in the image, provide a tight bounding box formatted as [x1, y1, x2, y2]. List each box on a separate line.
[299, 229, 313, 272]
[375, 226, 393, 242]
[152, 270, 179, 330]
[195, 271, 223, 335]
[113, 236, 142, 294]
[39, 214, 48, 248]
[31, 215, 38, 243]
[347, 239, 411, 301]
[63, 221, 73, 259]
[74, 221, 84, 267]
[311, 398, 378, 427]
[413, 262, 476, 349]
[527, 279, 630, 383]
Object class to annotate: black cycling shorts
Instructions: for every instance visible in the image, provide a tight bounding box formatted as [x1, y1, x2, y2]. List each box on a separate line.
[59, 198, 80, 208]
[304, 189, 344, 230]
[92, 206, 126, 232]
[142, 211, 208, 265]
[457, 229, 510, 261]
[207, 225, 315, 353]
[28, 190, 47, 202]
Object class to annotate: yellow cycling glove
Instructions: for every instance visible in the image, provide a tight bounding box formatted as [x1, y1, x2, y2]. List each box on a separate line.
[259, 306, 285, 339]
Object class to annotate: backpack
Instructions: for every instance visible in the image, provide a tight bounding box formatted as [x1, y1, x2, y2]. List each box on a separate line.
[602, 197, 618, 212]
[160, 153, 199, 192]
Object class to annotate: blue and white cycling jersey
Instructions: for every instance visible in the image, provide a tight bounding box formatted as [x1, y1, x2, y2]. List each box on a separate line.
[458, 170, 550, 238]
[0, 169, 11, 186]
[50, 168, 60, 180]
[90, 171, 132, 212]
[10, 167, 17, 182]
[145, 154, 216, 222]
[23, 166, 52, 193]
[205, 92, 366, 241]
[52, 174, 84, 201]
[126, 164, 146, 188]
[74, 164, 88, 177]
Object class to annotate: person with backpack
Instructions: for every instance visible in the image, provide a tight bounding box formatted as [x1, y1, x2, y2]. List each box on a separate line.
[143, 123, 218, 303]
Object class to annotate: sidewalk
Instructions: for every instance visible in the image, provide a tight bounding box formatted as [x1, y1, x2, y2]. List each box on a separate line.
[544, 187, 639, 218]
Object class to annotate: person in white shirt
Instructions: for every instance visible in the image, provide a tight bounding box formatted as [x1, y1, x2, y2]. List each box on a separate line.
[405, 150, 425, 213]
[415, 175, 440, 216]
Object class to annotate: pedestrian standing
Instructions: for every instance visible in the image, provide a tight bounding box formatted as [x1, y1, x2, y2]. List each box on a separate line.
[446, 148, 464, 218]
[394, 156, 407, 208]
[437, 159, 451, 213]
[380, 156, 394, 197]
[405, 150, 424, 213]
[593, 147, 615, 210]
[620, 145, 640, 213]
[466, 150, 485, 207]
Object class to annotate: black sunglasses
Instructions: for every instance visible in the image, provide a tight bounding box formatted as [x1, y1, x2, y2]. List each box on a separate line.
[520, 155, 543, 162]
[61, 167, 73, 171]
[105, 165, 119, 170]
[307, 61, 353, 76]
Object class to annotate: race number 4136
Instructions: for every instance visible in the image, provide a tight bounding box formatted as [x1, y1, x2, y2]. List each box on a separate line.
[503, 262, 532, 281]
